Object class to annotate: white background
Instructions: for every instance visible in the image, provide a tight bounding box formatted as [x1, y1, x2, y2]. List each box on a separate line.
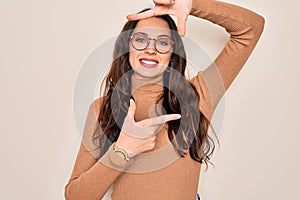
[0, 0, 299, 199]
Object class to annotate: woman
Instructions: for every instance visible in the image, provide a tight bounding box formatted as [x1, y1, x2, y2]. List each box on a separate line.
[65, 0, 264, 199]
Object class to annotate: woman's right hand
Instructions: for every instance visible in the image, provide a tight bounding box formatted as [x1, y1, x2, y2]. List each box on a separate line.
[116, 99, 181, 158]
[127, 0, 192, 36]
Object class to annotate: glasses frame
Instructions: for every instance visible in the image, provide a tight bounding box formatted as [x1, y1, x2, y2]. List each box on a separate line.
[130, 32, 174, 54]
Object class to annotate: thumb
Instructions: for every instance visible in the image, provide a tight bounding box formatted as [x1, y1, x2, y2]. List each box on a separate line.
[127, 99, 136, 121]
[177, 14, 187, 36]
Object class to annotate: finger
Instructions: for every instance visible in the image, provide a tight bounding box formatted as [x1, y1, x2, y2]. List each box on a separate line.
[135, 119, 163, 135]
[135, 118, 152, 128]
[147, 126, 162, 136]
[177, 15, 187, 36]
[127, 99, 136, 121]
[148, 135, 156, 141]
[127, 6, 171, 21]
[150, 114, 181, 126]
[127, 9, 155, 21]
[154, 0, 175, 5]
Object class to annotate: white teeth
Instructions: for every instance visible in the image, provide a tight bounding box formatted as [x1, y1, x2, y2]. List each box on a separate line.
[141, 60, 157, 65]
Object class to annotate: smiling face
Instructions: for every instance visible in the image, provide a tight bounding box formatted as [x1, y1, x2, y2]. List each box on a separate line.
[129, 17, 173, 80]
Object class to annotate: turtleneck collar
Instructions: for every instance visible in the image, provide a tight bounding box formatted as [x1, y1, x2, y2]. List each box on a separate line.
[131, 72, 164, 94]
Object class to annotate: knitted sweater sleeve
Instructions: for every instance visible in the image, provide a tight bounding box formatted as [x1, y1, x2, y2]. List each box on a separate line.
[65, 1, 265, 199]
[64, 98, 131, 200]
[189, 0, 265, 119]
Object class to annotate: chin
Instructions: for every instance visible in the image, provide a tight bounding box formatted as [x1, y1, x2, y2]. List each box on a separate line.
[133, 67, 167, 79]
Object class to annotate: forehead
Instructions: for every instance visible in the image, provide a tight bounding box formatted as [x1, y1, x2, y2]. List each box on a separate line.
[134, 17, 171, 37]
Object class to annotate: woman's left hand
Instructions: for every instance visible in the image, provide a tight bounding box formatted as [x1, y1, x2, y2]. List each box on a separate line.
[126, 0, 192, 36]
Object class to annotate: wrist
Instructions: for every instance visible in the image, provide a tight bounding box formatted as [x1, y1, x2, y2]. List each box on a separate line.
[113, 142, 131, 162]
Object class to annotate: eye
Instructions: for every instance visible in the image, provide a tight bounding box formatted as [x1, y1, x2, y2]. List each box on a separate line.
[133, 33, 148, 43]
[158, 40, 168, 46]
[135, 37, 146, 43]
[157, 38, 170, 46]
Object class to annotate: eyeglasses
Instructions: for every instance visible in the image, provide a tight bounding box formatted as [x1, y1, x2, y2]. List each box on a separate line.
[130, 32, 174, 54]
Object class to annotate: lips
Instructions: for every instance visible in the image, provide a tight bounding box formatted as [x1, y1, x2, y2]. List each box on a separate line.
[139, 58, 159, 68]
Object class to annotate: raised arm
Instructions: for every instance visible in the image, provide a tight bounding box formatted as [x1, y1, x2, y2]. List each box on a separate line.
[127, 0, 265, 118]
[189, 0, 265, 111]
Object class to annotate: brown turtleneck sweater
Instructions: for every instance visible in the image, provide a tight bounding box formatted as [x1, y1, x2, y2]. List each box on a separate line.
[65, 0, 265, 199]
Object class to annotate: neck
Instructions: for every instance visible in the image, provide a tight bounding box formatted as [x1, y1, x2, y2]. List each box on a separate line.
[131, 73, 164, 91]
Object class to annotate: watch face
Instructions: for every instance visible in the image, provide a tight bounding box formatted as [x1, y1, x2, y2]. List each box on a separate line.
[114, 149, 129, 162]
[115, 150, 128, 162]
[113, 143, 130, 162]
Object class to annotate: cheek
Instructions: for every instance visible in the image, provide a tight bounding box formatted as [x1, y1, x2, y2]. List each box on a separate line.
[161, 54, 172, 66]
[129, 44, 136, 67]
[129, 51, 138, 67]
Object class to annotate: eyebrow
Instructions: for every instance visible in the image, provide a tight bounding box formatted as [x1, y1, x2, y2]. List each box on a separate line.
[157, 34, 172, 38]
[133, 32, 171, 38]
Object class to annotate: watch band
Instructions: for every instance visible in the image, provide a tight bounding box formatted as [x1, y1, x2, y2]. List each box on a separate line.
[113, 142, 130, 162]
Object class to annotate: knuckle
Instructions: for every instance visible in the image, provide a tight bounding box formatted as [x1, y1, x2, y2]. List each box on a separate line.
[149, 143, 155, 149]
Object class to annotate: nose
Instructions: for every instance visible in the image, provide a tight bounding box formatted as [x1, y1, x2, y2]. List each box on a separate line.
[144, 39, 157, 54]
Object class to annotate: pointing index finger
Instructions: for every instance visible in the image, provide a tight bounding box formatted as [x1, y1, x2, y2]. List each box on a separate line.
[150, 114, 181, 126]
[127, 9, 155, 21]
[154, 0, 175, 6]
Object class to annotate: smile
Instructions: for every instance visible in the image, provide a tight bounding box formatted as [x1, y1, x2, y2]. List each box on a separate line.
[139, 58, 159, 68]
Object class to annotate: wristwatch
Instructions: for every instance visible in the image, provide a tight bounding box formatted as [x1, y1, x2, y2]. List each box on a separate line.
[112, 142, 130, 162]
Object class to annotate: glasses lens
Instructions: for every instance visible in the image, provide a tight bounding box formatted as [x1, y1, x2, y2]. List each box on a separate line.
[131, 33, 148, 50]
[156, 37, 173, 53]
[131, 32, 174, 53]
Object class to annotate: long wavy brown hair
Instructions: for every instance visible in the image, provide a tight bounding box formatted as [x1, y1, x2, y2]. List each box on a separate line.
[93, 9, 216, 168]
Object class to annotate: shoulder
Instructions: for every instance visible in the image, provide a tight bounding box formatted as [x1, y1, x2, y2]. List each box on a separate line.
[88, 97, 105, 117]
